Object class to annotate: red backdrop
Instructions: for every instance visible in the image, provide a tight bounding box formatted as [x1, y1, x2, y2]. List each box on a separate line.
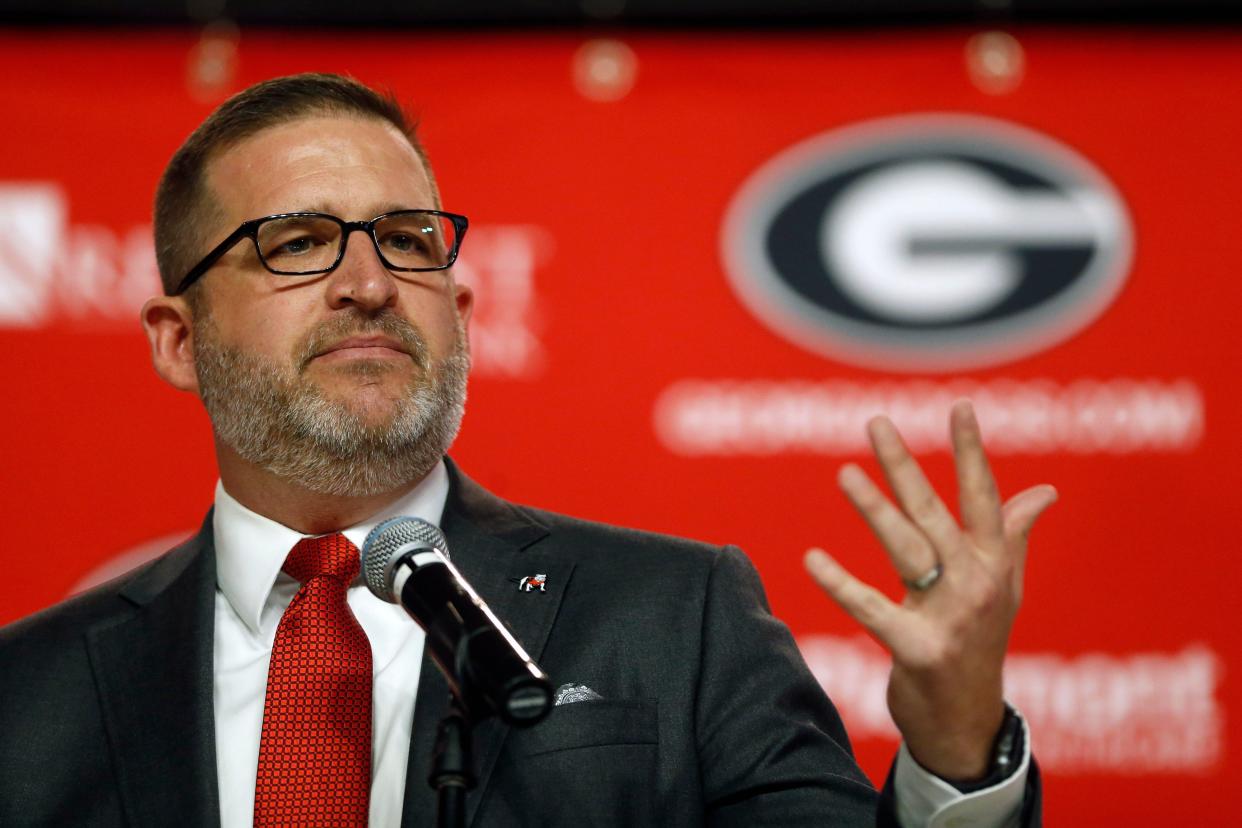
[1, 28, 1239, 825]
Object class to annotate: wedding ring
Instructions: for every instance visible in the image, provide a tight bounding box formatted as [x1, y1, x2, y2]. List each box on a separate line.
[905, 563, 943, 592]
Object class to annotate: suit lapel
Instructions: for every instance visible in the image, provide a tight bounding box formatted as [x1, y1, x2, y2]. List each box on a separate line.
[86, 519, 220, 828]
[402, 462, 574, 827]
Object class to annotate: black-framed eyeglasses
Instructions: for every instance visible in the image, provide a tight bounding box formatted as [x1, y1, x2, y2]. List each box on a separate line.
[173, 209, 470, 295]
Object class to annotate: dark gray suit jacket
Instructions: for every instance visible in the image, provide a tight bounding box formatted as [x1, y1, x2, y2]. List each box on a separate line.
[0, 462, 1038, 826]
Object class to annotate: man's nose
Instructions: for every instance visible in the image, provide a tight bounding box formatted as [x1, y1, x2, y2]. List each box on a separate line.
[325, 229, 398, 312]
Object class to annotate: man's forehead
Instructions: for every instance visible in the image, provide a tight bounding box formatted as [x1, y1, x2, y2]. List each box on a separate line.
[202, 114, 434, 220]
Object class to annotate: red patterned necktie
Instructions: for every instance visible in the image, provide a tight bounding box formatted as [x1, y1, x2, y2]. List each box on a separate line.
[254, 533, 372, 826]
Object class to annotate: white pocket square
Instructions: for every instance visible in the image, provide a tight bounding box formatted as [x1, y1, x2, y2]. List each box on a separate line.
[553, 683, 603, 705]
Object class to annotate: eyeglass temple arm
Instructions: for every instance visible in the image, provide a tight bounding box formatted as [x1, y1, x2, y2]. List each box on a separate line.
[172, 223, 254, 296]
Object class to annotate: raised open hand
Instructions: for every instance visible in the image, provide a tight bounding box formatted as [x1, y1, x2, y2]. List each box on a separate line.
[805, 400, 1057, 780]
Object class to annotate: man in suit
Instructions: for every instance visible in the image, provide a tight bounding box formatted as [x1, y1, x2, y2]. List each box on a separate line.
[0, 74, 1055, 826]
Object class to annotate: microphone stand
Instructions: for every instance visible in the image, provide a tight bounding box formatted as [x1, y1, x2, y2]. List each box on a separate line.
[416, 561, 552, 828]
[430, 619, 489, 828]
[431, 697, 474, 828]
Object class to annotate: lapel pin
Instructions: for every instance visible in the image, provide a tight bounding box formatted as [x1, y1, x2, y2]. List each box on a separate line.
[509, 573, 548, 593]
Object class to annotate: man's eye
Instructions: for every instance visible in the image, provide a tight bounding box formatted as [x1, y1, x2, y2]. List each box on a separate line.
[383, 232, 427, 254]
[273, 236, 318, 256]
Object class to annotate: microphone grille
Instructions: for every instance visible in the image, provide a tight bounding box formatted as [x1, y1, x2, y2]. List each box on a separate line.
[361, 516, 449, 601]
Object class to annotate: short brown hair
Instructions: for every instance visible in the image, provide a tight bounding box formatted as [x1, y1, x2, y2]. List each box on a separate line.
[153, 72, 436, 296]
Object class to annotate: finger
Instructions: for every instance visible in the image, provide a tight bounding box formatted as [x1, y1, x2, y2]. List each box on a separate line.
[950, 400, 1004, 546]
[837, 463, 938, 584]
[804, 548, 907, 645]
[1001, 485, 1058, 596]
[867, 416, 962, 560]
[1002, 484, 1058, 550]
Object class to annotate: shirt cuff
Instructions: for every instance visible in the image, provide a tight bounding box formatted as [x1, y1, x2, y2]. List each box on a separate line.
[893, 711, 1031, 828]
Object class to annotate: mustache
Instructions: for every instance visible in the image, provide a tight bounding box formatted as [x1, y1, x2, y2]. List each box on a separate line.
[296, 310, 431, 372]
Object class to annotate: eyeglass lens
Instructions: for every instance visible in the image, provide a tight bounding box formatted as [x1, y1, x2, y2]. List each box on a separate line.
[256, 212, 458, 274]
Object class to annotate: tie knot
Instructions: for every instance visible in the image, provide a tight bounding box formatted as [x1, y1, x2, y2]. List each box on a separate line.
[283, 533, 360, 584]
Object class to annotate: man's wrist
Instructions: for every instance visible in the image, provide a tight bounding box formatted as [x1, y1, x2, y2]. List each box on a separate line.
[893, 708, 1031, 828]
[944, 703, 1025, 793]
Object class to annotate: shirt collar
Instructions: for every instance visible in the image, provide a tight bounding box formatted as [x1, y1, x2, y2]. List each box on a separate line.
[213, 459, 451, 635]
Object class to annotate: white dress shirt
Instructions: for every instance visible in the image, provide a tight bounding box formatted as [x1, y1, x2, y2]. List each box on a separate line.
[209, 458, 1028, 827]
[212, 460, 447, 828]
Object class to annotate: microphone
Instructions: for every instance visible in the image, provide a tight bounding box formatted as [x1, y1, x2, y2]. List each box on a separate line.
[361, 516, 552, 727]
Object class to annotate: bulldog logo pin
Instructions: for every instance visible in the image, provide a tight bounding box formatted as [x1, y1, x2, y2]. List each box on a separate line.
[511, 573, 548, 593]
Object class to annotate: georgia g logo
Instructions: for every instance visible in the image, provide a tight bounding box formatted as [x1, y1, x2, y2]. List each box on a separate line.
[722, 115, 1133, 372]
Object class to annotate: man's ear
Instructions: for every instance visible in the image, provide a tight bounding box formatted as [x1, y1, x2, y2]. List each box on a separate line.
[454, 280, 474, 328]
[141, 295, 200, 394]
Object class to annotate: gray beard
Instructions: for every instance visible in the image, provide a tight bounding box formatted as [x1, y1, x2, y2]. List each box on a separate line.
[193, 308, 469, 497]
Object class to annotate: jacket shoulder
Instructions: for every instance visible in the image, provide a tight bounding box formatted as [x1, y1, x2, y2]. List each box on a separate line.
[445, 458, 733, 571]
[526, 503, 724, 558]
[0, 527, 210, 651]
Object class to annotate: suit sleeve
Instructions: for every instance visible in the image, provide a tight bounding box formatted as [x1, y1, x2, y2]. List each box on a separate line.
[695, 545, 878, 826]
[694, 545, 1044, 828]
